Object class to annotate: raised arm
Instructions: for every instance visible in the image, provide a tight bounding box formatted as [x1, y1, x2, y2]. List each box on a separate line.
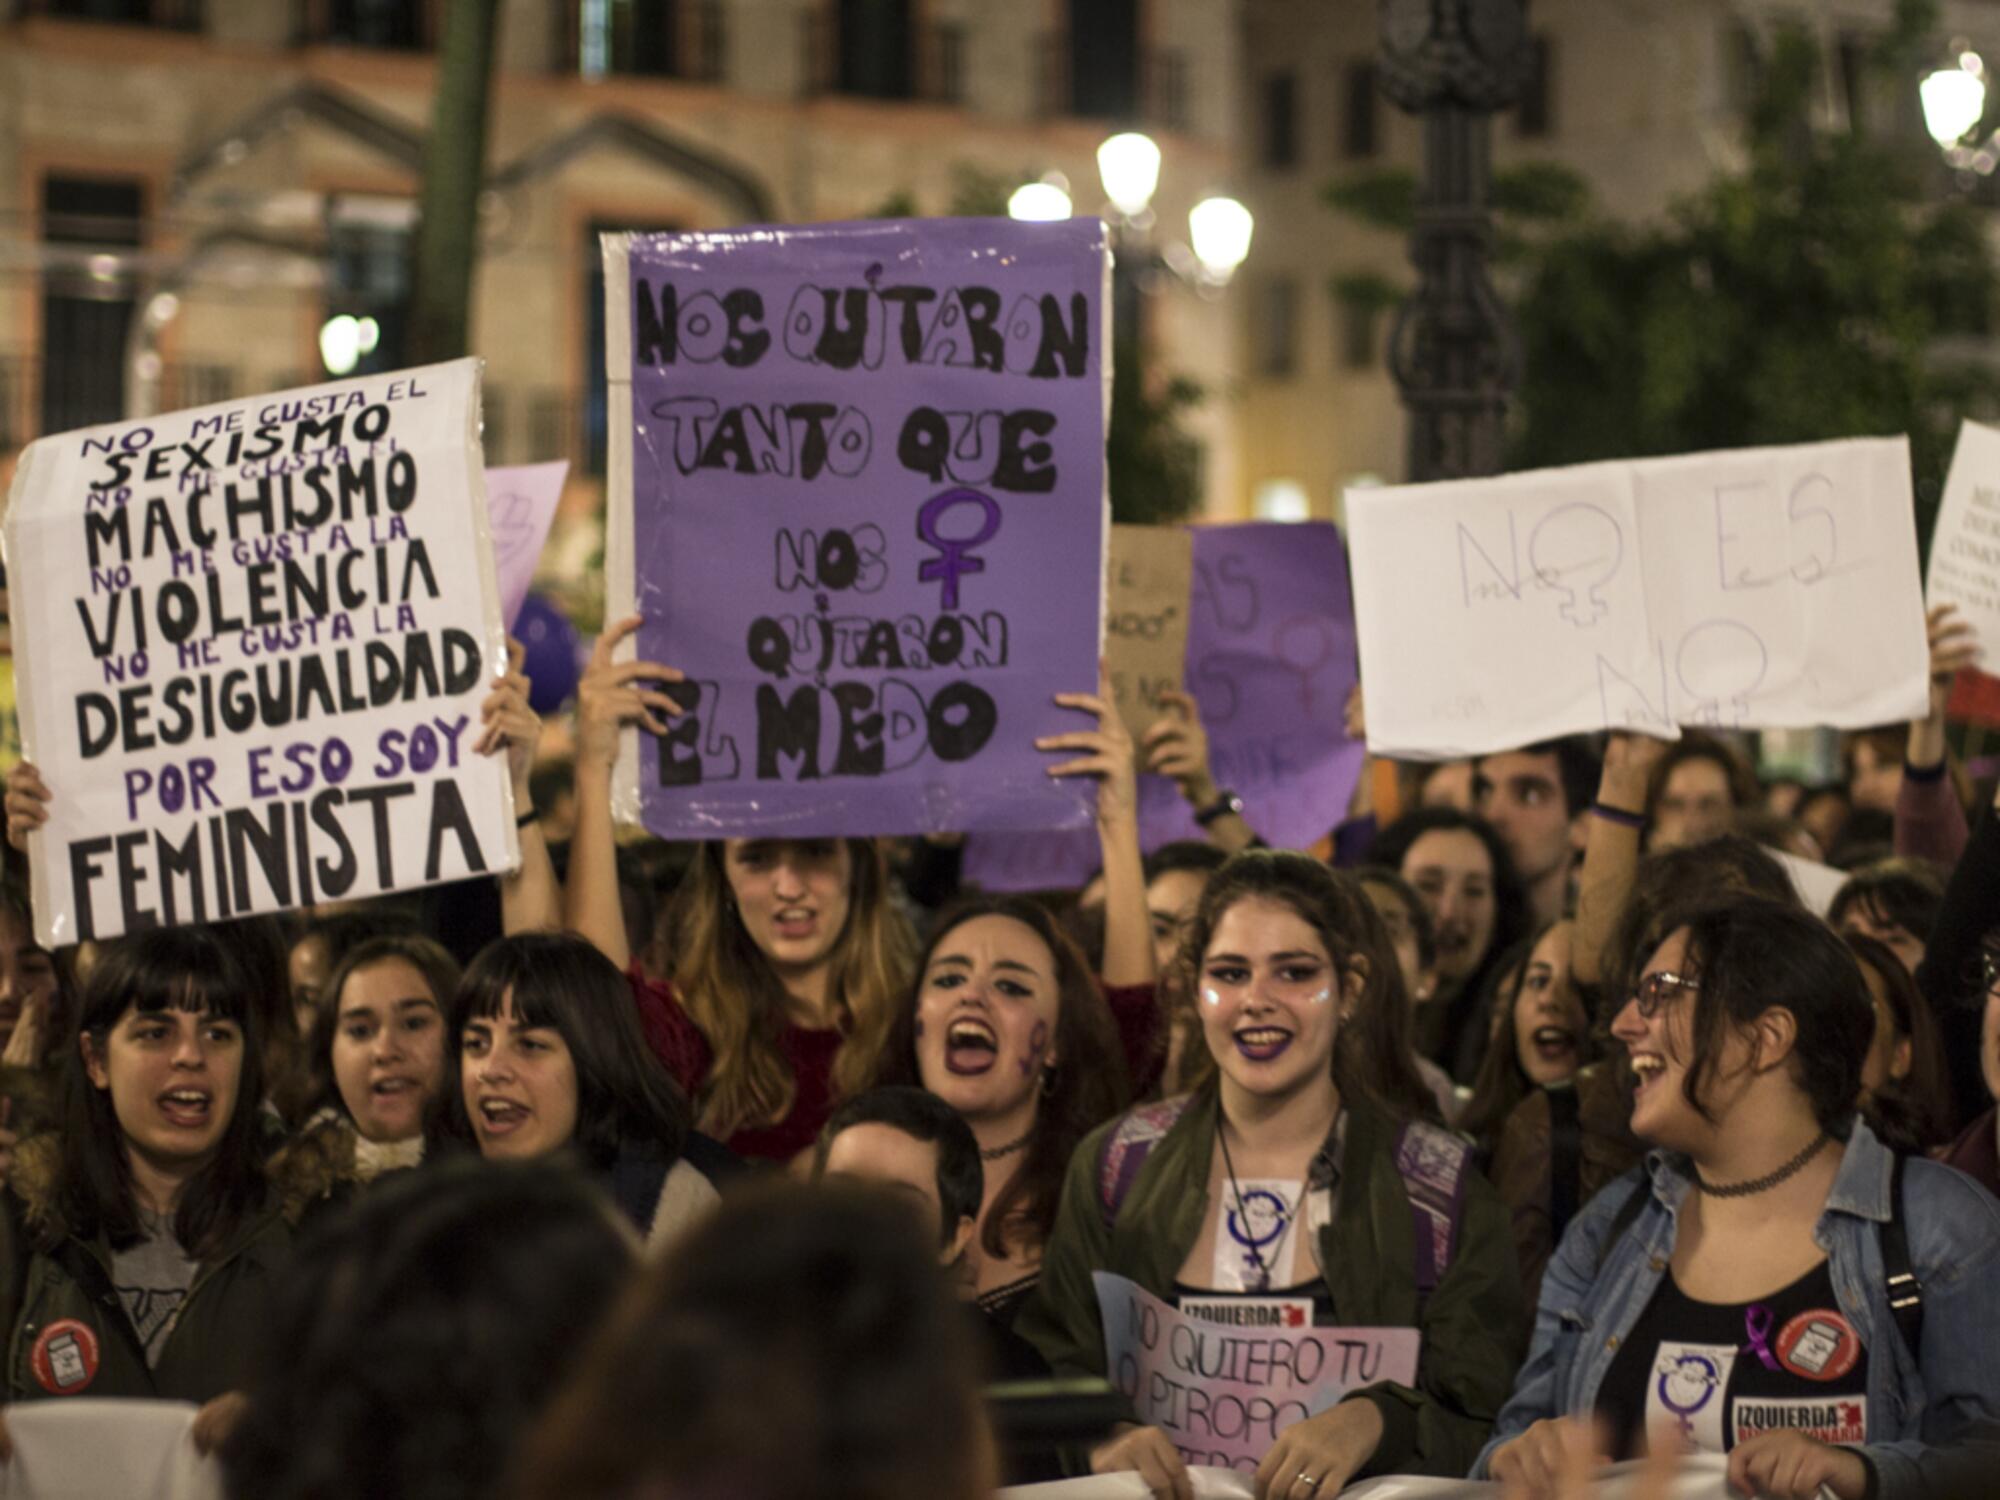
[565, 615, 686, 971]
[1145, 688, 1258, 854]
[1897, 604, 1979, 867]
[479, 639, 560, 935]
[1571, 733, 1666, 989]
[1041, 668, 1156, 989]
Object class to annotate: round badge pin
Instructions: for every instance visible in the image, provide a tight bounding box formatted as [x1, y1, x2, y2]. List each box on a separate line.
[30, 1318, 100, 1395]
[1775, 1308, 1861, 1382]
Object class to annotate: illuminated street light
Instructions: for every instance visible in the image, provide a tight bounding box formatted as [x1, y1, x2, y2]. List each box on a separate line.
[1096, 132, 1161, 219]
[1188, 197, 1255, 283]
[1923, 50, 1986, 146]
[1008, 181, 1073, 222]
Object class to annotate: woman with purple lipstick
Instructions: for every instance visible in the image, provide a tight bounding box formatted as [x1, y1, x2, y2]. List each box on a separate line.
[1020, 851, 1523, 1500]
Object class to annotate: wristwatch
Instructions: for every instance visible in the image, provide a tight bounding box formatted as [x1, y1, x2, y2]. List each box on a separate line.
[1193, 790, 1244, 827]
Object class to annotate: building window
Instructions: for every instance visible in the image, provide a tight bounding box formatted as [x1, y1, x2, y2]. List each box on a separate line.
[838, 0, 913, 99]
[1150, 48, 1191, 132]
[1263, 72, 1300, 169]
[324, 195, 413, 378]
[1516, 35, 1554, 136]
[1836, 32, 1868, 132]
[316, 0, 429, 49]
[40, 175, 144, 439]
[1342, 62, 1379, 158]
[1069, 0, 1140, 120]
[577, 0, 723, 82]
[29, 0, 202, 27]
[1724, 23, 1763, 123]
[921, 20, 965, 105]
[1254, 276, 1300, 379]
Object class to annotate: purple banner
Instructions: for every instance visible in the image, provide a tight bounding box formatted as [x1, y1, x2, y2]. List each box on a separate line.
[616, 220, 1109, 837]
[963, 522, 1365, 889]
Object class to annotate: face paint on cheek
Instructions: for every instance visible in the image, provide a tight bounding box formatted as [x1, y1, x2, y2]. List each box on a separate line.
[1200, 987, 1223, 1010]
[1019, 1019, 1050, 1079]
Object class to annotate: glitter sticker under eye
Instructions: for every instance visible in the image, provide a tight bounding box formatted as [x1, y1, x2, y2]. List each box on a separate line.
[1201, 987, 1224, 1009]
[1307, 987, 1333, 1006]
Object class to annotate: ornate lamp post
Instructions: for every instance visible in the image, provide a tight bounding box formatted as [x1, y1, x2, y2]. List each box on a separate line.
[1377, 0, 1533, 481]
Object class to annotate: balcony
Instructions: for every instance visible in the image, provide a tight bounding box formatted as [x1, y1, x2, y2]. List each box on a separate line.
[1035, 36, 1192, 133]
[797, 8, 964, 106]
[14, 0, 202, 28]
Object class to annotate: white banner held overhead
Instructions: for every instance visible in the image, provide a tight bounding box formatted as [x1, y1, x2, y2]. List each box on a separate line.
[1346, 439, 1929, 759]
[1928, 418, 2000, 668]
[2, 360, 519, 946]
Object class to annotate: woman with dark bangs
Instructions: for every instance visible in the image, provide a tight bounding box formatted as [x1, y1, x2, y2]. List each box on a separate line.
[0, 925, 313, 1416]
[872, 896, 1131, 1328]
[437, 931, 737, 1254]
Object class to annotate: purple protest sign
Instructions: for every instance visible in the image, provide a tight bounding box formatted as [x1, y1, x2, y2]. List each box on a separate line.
[485, 461, 568, 630]
[605, 220, 1109, 837]
[964, 522, 1366, 889]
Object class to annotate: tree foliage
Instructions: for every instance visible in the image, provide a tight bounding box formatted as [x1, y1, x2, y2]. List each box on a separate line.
[1507, 21, 1998, 545]
[1325, 0, 2000, 547]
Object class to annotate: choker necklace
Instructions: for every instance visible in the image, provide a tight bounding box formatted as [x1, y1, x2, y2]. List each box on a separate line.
[981, 1131, 1032, 1162]
[1694, 1130, 1831, 1198]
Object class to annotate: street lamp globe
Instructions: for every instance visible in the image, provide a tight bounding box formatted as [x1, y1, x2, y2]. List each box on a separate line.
[1097, 132, 1162, 219]
[1007, 182, 1073, 222]
[1922, 53, 1986, 147]
[1188, 196, 1254, 282]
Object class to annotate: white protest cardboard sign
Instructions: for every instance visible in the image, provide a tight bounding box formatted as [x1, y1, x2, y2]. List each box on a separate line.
[2, 360, 519, 945]
[1928, 418, 2000, 666]
[1093, 1272, 1420, 1474]
[1346, 439, 1929, 759]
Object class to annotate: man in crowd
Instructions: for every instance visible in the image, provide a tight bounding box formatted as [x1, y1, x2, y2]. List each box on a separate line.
[1473, 739, 1599, 927]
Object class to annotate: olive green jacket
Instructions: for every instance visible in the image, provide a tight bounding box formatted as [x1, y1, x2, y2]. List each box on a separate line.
[1016, 1087, 1525, 1481]
[0, 1135, 328, 1404]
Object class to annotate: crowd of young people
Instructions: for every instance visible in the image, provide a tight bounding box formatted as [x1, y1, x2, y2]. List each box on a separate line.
[0, 597, 1992, 1500]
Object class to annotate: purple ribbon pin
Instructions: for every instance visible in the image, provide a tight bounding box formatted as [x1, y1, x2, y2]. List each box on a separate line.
[916, 487, 1001, 610]
[1743, 1305, 1782, 1372]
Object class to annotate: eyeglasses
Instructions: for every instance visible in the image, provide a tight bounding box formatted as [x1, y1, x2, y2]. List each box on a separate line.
[1629, 970, 1699, 1019]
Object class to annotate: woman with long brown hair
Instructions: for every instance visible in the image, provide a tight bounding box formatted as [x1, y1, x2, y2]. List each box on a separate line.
[1021, 851, 1522, 1499]
[874, 896, 1138, 1327]
[562, 618, 1156, 1164]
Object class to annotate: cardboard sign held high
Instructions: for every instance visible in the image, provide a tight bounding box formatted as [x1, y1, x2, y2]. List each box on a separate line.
[1106, 525, 1192, 740]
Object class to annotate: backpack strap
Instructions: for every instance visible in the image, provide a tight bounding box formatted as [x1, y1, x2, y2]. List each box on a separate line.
[1392, 1120, 1473, 1303]
[1096, 1096, 1196, 1230]
[1592, 1172, 1653, 1276]
[1547, 1085, 1584, 1247]
[1882, 1153, 1924, 1357]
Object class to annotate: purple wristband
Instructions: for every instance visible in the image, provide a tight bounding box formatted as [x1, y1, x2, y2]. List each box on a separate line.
[1591, 801, 1646, 829]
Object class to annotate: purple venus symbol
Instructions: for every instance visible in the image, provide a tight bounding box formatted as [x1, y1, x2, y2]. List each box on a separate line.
[916, 487, 1001, 610]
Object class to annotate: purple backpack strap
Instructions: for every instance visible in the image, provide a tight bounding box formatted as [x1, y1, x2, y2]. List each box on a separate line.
[1393, 1120, 1473, 1302]
[1096, 1096, 1195, 1229]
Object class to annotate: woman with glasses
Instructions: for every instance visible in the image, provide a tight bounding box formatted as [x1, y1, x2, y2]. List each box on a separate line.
[1478, 896, 2000, 1500]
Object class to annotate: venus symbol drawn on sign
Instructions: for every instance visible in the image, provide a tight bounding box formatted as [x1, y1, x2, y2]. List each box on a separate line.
[1676, 618, 1768, 726]
[1528, 502, 1622, 627]
[916, 487, 1001, 609]
[1272, 615, 1346, 734]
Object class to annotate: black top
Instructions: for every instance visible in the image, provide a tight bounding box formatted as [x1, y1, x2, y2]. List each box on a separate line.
[1598, 1260, 1870, 1459]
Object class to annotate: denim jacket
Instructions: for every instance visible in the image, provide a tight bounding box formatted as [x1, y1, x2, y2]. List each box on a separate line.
[1471, 1121, 2000, 1500]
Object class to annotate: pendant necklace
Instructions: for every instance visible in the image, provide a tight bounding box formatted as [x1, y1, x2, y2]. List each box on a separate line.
[1217, 1123, 1295, 1293]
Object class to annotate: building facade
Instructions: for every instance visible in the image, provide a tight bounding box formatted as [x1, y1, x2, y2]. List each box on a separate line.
[1, 0, 1246, 544]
